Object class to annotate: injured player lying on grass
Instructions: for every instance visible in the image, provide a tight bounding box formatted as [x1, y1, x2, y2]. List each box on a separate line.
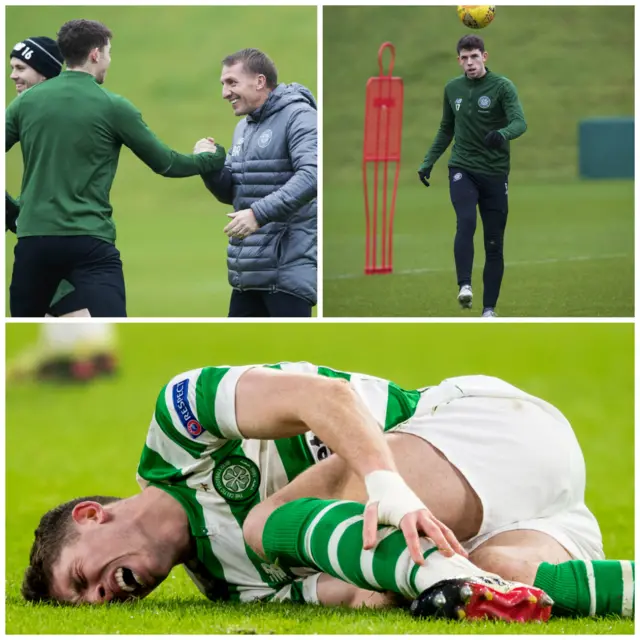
[23, 363, 635, 621]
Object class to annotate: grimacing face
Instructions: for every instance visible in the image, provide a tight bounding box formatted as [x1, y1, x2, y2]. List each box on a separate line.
[458, 48, 488, 79]
[48, 501, 170, 604]
[10, 57, 46, 94]
[221, 61, 267, 116]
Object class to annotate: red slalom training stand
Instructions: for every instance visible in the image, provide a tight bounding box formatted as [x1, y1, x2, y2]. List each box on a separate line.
[363, 42, 404, 275]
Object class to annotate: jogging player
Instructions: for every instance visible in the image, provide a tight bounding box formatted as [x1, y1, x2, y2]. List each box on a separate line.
[6, 36, 62, 234]
[418, 35, 527, 317]
[23, 363, 633, 622]
[7, 35, 100, 318]
[6, 19, 226, 317]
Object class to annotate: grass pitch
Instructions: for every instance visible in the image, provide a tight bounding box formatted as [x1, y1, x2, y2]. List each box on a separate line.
[5, 6, 316, 317]
[323, 180, 633, 317]
[6, 323, 634, 633]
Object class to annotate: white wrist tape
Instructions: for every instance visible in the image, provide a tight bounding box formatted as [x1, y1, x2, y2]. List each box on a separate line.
[364, 470, 427, 528]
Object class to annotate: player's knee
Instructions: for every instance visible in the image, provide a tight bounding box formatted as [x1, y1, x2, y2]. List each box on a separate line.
[484, 236, 503, 256]
[469, 547, 538, 584]
[242, 506, 265, 556]
[243, 501, 277, 558]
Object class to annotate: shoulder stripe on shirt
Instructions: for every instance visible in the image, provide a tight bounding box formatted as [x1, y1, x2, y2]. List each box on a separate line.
[137, 443, 185, 483]
[195, 367, 230, 439]
[317, 366, 351, 381]
[213, 365, 256, 439]
[155, 384, 208, 458]
[385, 382, 421, 430]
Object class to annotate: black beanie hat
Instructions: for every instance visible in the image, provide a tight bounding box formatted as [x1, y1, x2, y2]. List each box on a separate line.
[10, 36, 64, 79]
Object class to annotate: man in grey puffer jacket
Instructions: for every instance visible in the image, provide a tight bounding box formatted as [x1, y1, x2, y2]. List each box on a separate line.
[197, 49, 317, 317]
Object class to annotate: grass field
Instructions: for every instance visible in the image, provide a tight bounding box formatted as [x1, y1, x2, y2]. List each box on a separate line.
[323, 6, 634, 317]
[323, 180, 634, 317]
[5, 6, 317, 317]
[6, 323, 634, 633]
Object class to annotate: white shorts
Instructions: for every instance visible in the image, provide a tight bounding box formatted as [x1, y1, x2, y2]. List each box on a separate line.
[393, 375, 604, 561]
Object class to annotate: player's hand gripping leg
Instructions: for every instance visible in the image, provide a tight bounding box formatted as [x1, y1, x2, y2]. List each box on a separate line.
[363, 470, 467, 563]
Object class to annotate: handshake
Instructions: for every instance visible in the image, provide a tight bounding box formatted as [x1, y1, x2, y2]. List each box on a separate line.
[194, 137, 222, 155]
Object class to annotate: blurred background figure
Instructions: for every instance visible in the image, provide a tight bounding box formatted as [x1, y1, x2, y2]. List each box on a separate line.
[7, 323, 118, 383]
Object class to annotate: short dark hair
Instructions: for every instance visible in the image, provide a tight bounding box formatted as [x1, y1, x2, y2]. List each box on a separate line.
[457, 35, 485, 54]
[222, 48, 278, 90]
[22, 495, 121, 603]
[57, 19, 112, 67]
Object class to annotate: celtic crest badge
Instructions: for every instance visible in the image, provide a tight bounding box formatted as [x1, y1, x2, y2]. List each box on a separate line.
[213, 456, 260, 502]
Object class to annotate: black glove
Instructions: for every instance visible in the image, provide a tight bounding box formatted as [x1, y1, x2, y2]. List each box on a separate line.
[6, 192, 19, 234]
[418, 166, 432, 187]
[484, 130, 506, 149]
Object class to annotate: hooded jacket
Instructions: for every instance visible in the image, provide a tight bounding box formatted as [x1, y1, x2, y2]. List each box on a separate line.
[204, 83, 317, 304]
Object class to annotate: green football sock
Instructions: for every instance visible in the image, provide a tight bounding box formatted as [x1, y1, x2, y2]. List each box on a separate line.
[262, 497, 485, 600]
[534, 560, 635, 617]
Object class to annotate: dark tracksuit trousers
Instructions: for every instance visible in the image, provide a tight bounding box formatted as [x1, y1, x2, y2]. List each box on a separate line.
[228, 290, 312, 318]
[449, 166, 509, 309]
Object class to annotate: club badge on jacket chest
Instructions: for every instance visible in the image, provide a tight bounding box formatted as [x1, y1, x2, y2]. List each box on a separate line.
[452, 93, 500, 122]
[230, 128, 276, 160]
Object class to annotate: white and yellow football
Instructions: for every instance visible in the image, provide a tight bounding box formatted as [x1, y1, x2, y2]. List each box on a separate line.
[457, 5, 496, 29]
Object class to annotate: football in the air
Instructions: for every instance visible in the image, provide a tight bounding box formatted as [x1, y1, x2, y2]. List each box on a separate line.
[457, 5, 496, 29]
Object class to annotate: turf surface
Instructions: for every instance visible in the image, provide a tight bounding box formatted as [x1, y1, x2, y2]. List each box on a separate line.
[323, 181, 634, 317]
[5, 6, 317, 317]
[6, 323, 634, 633]
[322, 6, 634, 317]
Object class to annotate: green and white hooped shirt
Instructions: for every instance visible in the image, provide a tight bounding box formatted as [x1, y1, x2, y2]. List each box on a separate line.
[136, 362, 422, 603]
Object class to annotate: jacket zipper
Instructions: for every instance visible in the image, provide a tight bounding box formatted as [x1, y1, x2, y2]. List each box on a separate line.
[238, 122, 259, 284]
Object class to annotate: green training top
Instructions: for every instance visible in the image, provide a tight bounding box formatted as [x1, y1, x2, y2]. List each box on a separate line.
[5, 71, 225, 243]
[421, 68, 526, 176]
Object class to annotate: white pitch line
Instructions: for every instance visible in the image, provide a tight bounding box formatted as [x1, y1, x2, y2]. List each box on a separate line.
[326, 253, 630, 281]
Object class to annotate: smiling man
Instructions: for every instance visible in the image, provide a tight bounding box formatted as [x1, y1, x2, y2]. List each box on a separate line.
[7, 34, 110, 319]
[418, 35, 527, 318]
[9, 36, 63, 94]
[197, 49, 317, 318]
[7, 36, 63, 236]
